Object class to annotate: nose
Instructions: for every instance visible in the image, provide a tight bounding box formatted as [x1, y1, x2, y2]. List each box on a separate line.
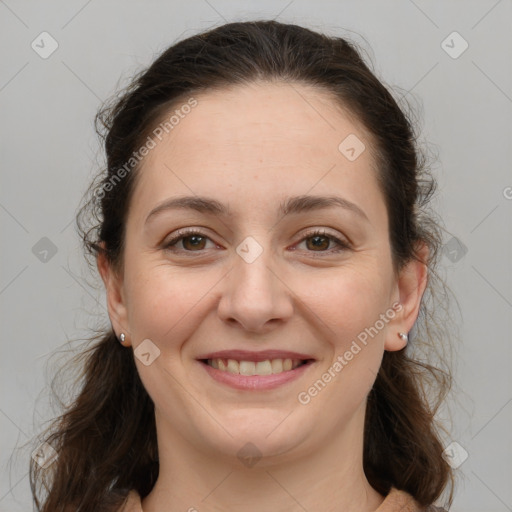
[217, 240, 294, 333]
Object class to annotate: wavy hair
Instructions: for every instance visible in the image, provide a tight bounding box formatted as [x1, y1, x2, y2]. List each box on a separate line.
[29, 20, 455, 511]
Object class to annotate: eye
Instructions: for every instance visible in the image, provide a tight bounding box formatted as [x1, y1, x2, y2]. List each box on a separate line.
[162, 229, 217, 252]
[295, 229, 350, 254]
[162, 228, 350, 255]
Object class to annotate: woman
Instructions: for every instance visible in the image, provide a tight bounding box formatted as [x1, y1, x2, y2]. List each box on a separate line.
[30, 20, 454, 511]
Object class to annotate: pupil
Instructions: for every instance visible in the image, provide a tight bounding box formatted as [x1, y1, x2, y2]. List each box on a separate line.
[185, 235, 204, 249]
[310, 236, 328, 250]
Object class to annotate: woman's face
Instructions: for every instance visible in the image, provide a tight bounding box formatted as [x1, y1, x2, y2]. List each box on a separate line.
[101, 81, 424, 464]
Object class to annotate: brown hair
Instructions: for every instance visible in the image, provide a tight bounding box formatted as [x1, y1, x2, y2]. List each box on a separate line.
[30, 20, 454, 511]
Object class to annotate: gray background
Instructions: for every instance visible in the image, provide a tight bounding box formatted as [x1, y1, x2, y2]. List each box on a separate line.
[1, 1, 511, 511]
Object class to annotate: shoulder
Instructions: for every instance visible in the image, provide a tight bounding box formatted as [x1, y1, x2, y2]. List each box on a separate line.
[377, 488, 448, 512]
[116, 490, 142, 512]
[117, 488, 448, 512]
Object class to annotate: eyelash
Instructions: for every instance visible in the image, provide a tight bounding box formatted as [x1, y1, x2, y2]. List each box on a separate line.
[162, 228, 350, 256]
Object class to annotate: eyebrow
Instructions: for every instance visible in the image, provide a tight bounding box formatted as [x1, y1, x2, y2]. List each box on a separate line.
[145, 194, 369, 224]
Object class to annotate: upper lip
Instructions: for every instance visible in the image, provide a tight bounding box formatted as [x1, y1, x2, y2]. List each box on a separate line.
[196, 350, 315, 362]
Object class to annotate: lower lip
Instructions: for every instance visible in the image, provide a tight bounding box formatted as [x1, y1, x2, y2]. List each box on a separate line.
[198, 360, 314, 390]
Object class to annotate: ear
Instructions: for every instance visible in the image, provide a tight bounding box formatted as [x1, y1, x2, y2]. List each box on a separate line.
[384, 241, 429, 352]
[97, 245, 131, 345]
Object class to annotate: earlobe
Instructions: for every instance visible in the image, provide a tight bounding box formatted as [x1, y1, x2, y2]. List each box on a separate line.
[392, 331, 409, 351]
[384, 242, 429, 352]
[96, 248, 130, 345]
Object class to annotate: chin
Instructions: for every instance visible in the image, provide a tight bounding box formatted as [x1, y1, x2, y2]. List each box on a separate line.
[200, 409, 310, 464]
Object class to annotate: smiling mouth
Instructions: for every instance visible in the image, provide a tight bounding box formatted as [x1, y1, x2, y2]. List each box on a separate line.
[200, 358, 313, 376]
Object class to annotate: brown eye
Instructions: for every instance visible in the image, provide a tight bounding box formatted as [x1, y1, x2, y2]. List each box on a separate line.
[181, 235, 207, 251]
[305, 234, 331, 251]
[163, 230, 214, 252]
[296, 229, 350, 255]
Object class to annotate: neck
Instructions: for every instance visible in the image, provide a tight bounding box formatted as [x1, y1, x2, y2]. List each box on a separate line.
[141, 406, 384, 512]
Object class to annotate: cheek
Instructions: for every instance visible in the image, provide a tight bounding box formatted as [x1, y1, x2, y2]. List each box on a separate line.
[297, 271, 388, 409]
[292, 271, 388, 428]
[124, 263, 221, 343]
[296, 264, 390, 343]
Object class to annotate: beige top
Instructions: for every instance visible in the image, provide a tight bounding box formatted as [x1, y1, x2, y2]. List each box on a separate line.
[118, 487, 439, 511]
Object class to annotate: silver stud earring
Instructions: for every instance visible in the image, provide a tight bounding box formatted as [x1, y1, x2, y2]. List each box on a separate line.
[119, 333, 126, 344]
[398, 332, 408, 341]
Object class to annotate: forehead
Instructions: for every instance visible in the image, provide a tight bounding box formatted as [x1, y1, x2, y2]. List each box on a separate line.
[130, 81, 385, 227]
[158, 81, 370, 160]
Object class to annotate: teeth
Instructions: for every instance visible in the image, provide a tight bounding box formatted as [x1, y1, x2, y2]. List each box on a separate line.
[256, 360, 273, 375]
[226, 359, 239, 374]
[271, 359, 283, 373]
[239, 361, 256, 376]
[207, 358, 305, 375]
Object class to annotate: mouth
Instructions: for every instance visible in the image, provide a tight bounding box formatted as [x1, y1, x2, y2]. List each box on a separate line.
[200, 357, 313, 375]
[196, 350, 316, 390]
